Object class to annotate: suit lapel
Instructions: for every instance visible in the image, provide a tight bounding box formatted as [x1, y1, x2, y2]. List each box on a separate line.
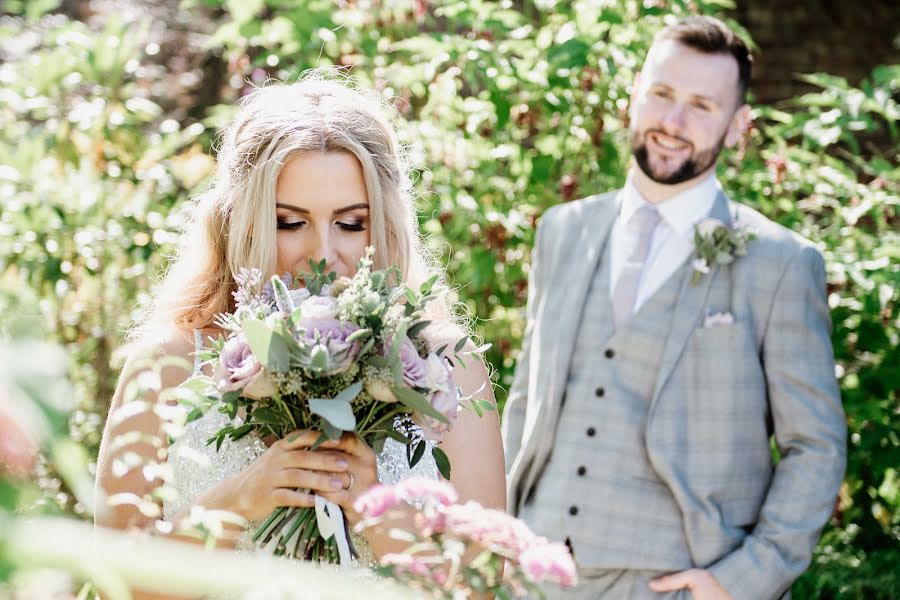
[648, 190, 734, 415]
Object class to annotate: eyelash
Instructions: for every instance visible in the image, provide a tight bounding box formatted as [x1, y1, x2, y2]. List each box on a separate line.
[276, 220, 366, 232]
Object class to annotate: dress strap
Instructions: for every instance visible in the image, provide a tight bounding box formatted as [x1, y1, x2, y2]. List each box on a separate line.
[192, 328, 204, 375]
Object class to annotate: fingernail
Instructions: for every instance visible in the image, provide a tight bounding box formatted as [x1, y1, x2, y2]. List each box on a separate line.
[331, 478, 344, 489]
[336, 459, 348, 469]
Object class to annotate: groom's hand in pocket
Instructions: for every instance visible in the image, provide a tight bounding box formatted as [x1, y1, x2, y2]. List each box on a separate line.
[649, 569, 733, 600]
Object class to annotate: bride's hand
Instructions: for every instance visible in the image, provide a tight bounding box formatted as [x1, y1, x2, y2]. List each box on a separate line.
[305, 431, 379, 527]
[194, 429, 360, 523]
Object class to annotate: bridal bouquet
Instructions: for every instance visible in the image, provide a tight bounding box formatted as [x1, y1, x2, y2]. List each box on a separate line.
[180, 248, 479, 563]
[354, 478, 577, 598]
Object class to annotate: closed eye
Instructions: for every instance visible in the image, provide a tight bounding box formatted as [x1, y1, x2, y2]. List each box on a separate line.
[277, 219, 305, 231]
[338, 221, 366, 233]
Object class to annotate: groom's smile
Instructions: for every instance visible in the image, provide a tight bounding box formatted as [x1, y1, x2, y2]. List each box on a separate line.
[627, 37, 749, 190]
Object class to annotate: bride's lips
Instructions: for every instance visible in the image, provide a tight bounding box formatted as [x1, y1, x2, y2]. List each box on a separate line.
[646, 131, 691, 156]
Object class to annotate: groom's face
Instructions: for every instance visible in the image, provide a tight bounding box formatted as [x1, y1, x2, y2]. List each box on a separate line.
[629, 39, 749, 185]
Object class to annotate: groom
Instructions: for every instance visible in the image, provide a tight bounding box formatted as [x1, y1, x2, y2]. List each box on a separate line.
[502, 16, 846, 600]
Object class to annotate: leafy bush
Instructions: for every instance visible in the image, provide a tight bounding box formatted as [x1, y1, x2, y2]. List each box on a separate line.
[0, 1, 896, 596]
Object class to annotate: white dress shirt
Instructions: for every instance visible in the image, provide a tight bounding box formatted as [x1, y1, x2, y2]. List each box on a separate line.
[609, 173, 720, 314]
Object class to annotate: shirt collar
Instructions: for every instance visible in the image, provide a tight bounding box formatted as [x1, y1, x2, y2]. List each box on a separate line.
[620, 173, 720, 237]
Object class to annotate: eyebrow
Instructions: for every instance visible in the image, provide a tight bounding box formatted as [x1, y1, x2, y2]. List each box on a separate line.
[275, 202, 369, 215]
[650, 83, 720, 106]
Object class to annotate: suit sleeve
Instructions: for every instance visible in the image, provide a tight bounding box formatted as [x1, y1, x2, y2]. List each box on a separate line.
[501, 214, 548, 497]
[709, 245, 847, 599]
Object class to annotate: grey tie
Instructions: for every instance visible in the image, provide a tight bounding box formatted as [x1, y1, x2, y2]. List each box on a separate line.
[612, 205, 661, 330]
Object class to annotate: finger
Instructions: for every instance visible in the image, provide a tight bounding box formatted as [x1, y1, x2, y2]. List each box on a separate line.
[319, 433, 376, 462]
[278, 449, 350, 473]
[317, 489, 353, 509]
[274, 468, 348, 494]
[270, 488, 316, 509]
[278, 430, 321, 450]
[649, 570, 695, 592]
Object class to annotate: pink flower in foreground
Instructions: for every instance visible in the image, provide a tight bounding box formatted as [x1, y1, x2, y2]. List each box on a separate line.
[381, 553, 433, 578]
[442, 501, 538, 557]
[397, 477, 459, 507]
[353, 484, 402, 519]
[519, 541, 578, 588]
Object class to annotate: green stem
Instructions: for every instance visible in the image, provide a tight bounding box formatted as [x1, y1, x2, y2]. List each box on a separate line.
[252, 506, 288, 544]
[274, 510, 306, 556]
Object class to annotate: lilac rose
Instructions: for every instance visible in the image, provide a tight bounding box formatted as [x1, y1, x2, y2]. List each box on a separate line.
[214, 334, 277, 399]
[297, 317, 361, 376]
[418, 354, 461, 441]
[398, 337, 428, 388]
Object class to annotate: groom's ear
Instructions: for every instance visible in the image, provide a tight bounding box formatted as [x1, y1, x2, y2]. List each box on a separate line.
[724, 103, 751, 148]
[628, 71, 642, 124]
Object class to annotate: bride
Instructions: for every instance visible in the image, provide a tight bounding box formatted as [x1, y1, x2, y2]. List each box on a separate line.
[95, 74, 505, 595]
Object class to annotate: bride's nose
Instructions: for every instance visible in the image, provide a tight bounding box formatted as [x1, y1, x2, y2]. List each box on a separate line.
[309, 229, 338, 274]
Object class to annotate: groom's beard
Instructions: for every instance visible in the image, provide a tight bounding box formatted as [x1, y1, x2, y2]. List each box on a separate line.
[631, 129, 726, 185]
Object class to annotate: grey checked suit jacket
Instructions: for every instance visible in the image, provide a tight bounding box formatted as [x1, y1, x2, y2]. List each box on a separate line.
[502, 190, 847, 600]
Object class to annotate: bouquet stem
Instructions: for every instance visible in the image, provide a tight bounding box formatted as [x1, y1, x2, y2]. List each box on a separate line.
[253, 506, 342, 562]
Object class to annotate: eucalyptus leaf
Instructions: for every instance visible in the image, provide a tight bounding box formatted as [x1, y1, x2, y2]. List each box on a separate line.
[309, 397, 356, 431]
[242, 319, 290, 372]
[392, 385, 449, 424]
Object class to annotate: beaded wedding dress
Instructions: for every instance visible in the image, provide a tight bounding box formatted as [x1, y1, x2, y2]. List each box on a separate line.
[161, 331, 439, 565]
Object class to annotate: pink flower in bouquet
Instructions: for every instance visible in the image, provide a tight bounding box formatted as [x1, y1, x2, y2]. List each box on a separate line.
[442, 501, 538, 557]
[397, 477, 458, 507]
[297, 318, 361, 376]
[215, 334, 277, 399]
[353, 484, 403, 519]
[519, 541, 578, 588]
[418, 354, 461, 441]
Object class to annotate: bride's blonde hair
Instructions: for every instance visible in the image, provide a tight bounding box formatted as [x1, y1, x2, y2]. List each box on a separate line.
[131, 73, 453, 344]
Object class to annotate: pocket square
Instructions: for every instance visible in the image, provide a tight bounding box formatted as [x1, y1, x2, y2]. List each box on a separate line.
[704, 311, 734, 327]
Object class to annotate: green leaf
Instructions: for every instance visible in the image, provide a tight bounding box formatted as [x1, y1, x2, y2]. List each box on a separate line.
[432, 446, 451, 480]
[309, 397, 356, 432]
[310, 431, 331, 450]
[321, 420, 343, 441]
[392, 386, 449, 424]
[454, 337, 468, 354]
[547, 38, 590, 69]
[407, 320, 432, 339]
[242, 319, 290, 372]
[333, 380, 363, 404]
[251, 406, 282, 425]
[408, 440, 426, 468]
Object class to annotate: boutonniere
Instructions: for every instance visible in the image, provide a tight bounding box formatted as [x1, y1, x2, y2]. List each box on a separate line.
[691, 218, 757, 284]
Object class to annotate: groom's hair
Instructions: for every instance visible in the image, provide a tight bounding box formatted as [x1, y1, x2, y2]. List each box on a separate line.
[655, 16, 753, 104]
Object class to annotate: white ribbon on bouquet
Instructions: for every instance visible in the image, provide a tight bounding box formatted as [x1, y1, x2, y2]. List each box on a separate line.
[315, 494, 353, 569]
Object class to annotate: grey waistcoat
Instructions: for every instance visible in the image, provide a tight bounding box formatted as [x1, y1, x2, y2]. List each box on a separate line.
[521, 237, 694, 571]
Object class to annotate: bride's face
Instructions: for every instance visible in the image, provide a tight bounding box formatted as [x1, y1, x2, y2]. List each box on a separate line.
[275, 152, 371, 280]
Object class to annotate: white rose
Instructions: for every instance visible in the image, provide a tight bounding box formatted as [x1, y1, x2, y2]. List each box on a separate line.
[289, 287, 311, 306]
[696, 217, 726, 237]
[299, 295, 339, 320]
[424, 354, 453, 393]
